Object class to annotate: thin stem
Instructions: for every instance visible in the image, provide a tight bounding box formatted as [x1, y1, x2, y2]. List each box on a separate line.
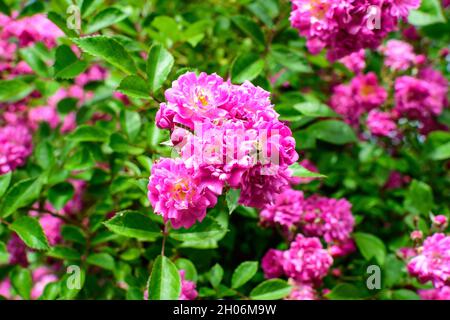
[0, 218, 11, 227]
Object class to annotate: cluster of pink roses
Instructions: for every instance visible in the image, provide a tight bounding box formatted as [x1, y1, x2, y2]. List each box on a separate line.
[148, 72, 300, 229]
[331, 39, 448, 137]
[289, 0, 421, 60]
[0, 13, 113, 175]
[396, 215, 450, 300]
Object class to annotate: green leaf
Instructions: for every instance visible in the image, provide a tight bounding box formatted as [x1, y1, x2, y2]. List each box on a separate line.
[231, 261, 258, 289]
[104, 210, 161, 241]
[18, 0, 44, 18]
[289, 162, 326, 179]
[53, 45, 88, 79]
[35, 141, 55, 170]
[226, 189, 241, 214]
[0, 177, 43, 218]
[11, 267, 32, 300]
[231, 53, 264, 84]
[293, 102, 337, 118]
[307, 120, 357, 145]
[247, 0, 279, 27]
[0, 79, 34, 102]
[0, 171, 12, 198]
[9, 216, 50, 250]
[392, 289, 420, 300]
[175, 258, 198, 282]
[148, 255, 181, 300]
[408, 0, 446, 26]
[169, 215, 226, 241]
[231, 15, 265, 45]
[48, 182, 75, 211]
[353, 232, 386, 265]
[109, 133, 144, 155]
[0, 241, 8, 264]
[61, 225, 86, 245]
[20, 45, 49, 77]
[270, 46, 312, 73]
[209, 263, 224, 288]
[404, 180, 434, 216]
[86, 253, 115, 270]
[67, 125, 109, 142]
[325, 283, 371, 300]
[250, 279, 291, 300]
[85, 7, 128, 34]
[146, 44, 174, 93]
[72, 36, 137, 74]
[429, 142, 450, 160]
[120, 110, 142, 142]
[117, 75, 150, 99]
[57, 98, 78, 115]
[48, 246, 82, 260]
[0, 0, 11, 15]
[47, 11, 78, 38]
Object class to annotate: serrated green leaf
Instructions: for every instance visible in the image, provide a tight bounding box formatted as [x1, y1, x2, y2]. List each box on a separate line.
[231, 53, 264, 84]
[117, 75, 150, 99]
[53, 45, 88, 79]
[146, 44, 174, 93]
[104, 210, 161, 241]
[353, 232, 386, 265]
[86, 253, 115, 270]
[250, 279, 291, 300]
[148, 255, 181, 300]
[72, 36, 137, 74]
[9, 216, 50, 250]
[0, 177, 43, 218]
[231, 261, 258, 289]
[85, 7, 128, 34]
[0, 79, 34, 103]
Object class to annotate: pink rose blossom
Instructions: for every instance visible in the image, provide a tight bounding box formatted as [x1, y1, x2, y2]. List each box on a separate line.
[366, 110, 397, 137]
[379, 40, 417, 71]
[407, 233, 450, 288]
[31, 267, 58, 300]
[179, 270, 198, 300]
[282, 234, 333, 284]
[262, 249, 285, 279]
[260, 189, 305, 228]
[286, 282, 317, 300]
[419, 286, 450, 300]
[339, 49, 366, 74]
[0, 124, 33, 174]
[7, 233, 28, 267]
[147, 158, 223, 229]
[300, 195, 355, 244]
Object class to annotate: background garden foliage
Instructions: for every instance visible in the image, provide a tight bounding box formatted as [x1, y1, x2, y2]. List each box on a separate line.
[0, 0, 449, 300]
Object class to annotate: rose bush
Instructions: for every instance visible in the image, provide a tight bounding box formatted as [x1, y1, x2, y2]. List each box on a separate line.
[0, 0, 449, 300]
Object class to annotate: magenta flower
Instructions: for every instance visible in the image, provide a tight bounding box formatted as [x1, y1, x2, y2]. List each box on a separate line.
[238, 165, 292, 209]
[366, 110, 397, 137]
[407, 233, 450, 288]
[31, 267, 58, 300]
[379, 40, 417, 71]
[147, 158, 223, 229]
[179, 270, 198, 300]
[163, 72, 231, 129]
[339, 49, 366, 74]
[262, 249, 285, 279]
[330, 73, 387, 126]
[0, 124, 33, 174]
[7, 233, 28, 267]
[300, 195, 355, 244]
[260, 189, 305, 229]
[419, 286, 450, 300]
[282, 234, 333, 284]
[286, 281, 317, 300]
[27, 106, 60, 131]
[394, 71, 448, 128]
[289, 0, 419, 61]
